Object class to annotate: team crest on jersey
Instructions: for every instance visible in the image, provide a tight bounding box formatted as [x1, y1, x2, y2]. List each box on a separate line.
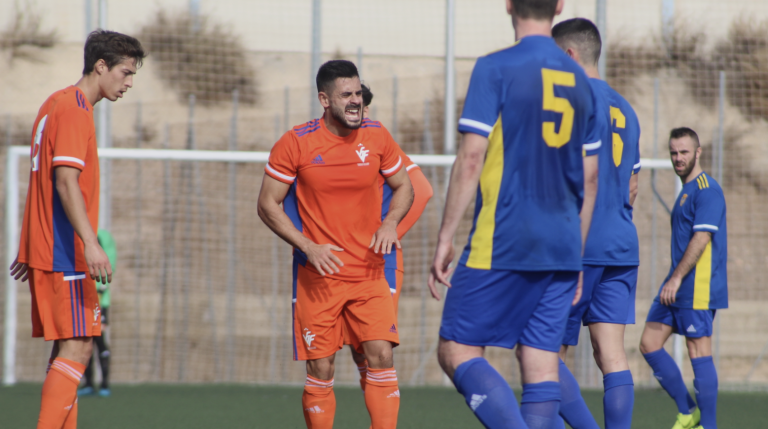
[303, 328, 316, 349]
[356, 143, 369, 166]
[680, 194, 688, 207]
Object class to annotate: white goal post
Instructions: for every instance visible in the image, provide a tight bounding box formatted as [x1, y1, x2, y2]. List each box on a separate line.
[3, 145, 674, 385]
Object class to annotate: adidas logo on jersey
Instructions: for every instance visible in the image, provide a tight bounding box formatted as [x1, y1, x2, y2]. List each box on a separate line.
[654, 374, 664, 381]
[311, 155, 325, 164]
[389, 324, 397, 333]
[387, 390, 400, 398]
[305, 405, 324, 414]
[470, 394, 487, 411]
[687, 324, 697, 333]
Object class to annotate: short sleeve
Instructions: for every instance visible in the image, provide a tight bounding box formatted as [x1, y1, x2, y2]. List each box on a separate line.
[379, 128, 403, 177]
[582, 89, 603, 157]
[692, 183, 725, 234]
[52, 107, 90, 170]
[458, 56, 502, 138]
[265, 132, 299, 184]
[632, 118, 642, 174]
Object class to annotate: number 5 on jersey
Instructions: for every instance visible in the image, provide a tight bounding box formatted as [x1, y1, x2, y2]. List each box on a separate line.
[541, 69, 575, 148]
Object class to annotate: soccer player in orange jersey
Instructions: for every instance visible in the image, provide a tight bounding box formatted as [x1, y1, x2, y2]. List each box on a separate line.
[9, 30, 145, 429]
[345, 84, 434, 394]
[258, 60, 414, 429]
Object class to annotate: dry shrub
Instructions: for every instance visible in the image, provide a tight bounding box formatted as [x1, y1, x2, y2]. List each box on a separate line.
[608, 18, 768, 124]
[399, 95, 464, 154]
[714, 19, 768, 122]
[0, 0, 57, 62]
[140, 10, 257, 106]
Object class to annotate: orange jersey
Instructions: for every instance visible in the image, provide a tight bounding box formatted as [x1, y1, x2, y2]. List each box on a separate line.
[18, 86, 100, 272]
[266, 118, 403, 281]
[379, 151, 434, 275]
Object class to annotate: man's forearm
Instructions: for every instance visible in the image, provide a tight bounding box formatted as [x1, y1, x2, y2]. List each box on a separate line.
[382, 182, 414, 228]
[258, 202, 315, 252]
[580, 155, 599, 253]
[670, 232, 712, 281]
[580, 184, 596, 253]
[56, 177, 98, 247]
[438, 151, 484, 242]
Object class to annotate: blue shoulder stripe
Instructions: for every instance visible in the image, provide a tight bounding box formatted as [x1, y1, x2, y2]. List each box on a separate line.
[293, 119, 319, 132]
[296, 125, 321, 137]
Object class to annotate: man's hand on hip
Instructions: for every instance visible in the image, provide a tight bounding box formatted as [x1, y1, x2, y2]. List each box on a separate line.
[369, 221, 400, 255]
[304, 243, 344, 276]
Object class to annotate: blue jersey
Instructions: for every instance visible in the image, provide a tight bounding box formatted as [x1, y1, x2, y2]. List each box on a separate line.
[583, 79, 641, 266]
[659, 172, 728, 309]
[457, 36, 602, 272]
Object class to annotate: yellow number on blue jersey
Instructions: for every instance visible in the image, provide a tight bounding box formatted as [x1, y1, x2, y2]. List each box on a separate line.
[541, 69, 575, 148]
[610, 106, 626, 167]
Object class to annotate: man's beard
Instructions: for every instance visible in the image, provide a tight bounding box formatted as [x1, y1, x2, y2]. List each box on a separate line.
[675, 156, 696, 178]
[330, 103, 361, 130]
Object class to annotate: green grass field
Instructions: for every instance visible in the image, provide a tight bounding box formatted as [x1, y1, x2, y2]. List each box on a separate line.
[1, 384, 766, 428]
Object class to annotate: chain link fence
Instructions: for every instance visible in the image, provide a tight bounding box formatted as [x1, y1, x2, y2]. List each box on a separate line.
[2, 0, 768, 388]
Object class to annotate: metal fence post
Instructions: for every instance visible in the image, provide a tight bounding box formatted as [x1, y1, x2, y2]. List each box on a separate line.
[310, 0, 322, 120]
[133, 102, 143, 380]
[226, 89, 239, 381]
[392, 75, 399, 139]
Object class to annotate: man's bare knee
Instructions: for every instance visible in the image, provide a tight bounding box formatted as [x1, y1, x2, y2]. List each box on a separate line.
[57, 337, 93, 366]
[307, 355, 336, 380]
[437, 338, 483, 380]
[686, 336, 712, 359]
[349, 345, 367, 366]
[640, 322, 671, 355]
[362, 340, 393, 368]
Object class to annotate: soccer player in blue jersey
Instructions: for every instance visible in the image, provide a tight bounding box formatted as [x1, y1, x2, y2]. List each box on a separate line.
[550, 18, 641, 429]
[639, 128, 727, 429]
[428, 1, 601, 428]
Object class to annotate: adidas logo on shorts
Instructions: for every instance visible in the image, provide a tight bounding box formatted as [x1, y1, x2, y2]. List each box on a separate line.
[305, 405, 324, 414]
[389, 324, 397, 333]
[687, 324, 697, 333]
[387, 390, 400, 398]
[470, 394, 487, 411]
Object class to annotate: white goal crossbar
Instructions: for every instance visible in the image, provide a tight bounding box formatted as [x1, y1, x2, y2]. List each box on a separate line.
[2, 145, 673, 385]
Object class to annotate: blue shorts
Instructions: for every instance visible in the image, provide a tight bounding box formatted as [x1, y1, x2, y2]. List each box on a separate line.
[439, 264, 578, 353]
[563, 265, 638, 346]
[646, 300, 716, 338]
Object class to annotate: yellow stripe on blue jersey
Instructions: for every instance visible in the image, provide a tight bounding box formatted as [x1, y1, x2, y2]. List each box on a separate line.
[693, 241, 713, 309]
[702, 174, 710, 188]
[466, 117, 504, 269]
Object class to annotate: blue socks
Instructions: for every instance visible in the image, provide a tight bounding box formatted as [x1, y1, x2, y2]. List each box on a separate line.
[692, 356, 718, 429]
[521, 381, 561, 429]
[603, 370, 634, 429]
[643, 348, 696, 414]
[558, 359, 599, 429]
[453, 357, 527, 428]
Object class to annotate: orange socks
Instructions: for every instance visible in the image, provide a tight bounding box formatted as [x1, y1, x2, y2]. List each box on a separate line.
[365, 367, 400, 429]
[38, 358, 83, 429]
[302, 375, 336, 429]
[61, 398, 78, 429]
[357, 360, 368, 391]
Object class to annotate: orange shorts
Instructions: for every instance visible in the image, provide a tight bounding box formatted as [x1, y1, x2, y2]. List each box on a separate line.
[29, 268, 102, 341]
[344, 269, 402, 347]
[292, 263, 399, 361]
